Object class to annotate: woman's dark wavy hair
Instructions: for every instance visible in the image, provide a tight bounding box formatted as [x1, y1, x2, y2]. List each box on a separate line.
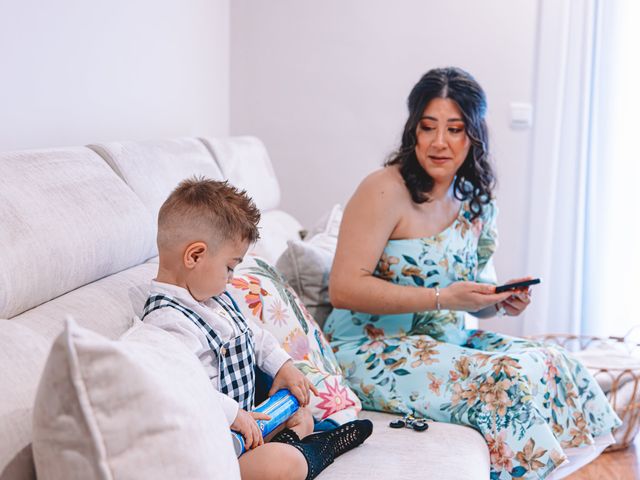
[385, 67, 496, 220]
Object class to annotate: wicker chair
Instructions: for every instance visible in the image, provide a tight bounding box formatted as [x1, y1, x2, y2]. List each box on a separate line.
[529, 327, 640, 451]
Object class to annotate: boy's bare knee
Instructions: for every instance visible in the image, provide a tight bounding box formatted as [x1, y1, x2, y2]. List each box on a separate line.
[281, 445, 308, 480]
[259, 443, 307, 480]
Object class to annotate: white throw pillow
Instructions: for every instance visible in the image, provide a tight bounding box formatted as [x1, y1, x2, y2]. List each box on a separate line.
[275, 205, 342, 327]
[276, 240, 334, 327]
[32, 318, 239, 480]
[308, 204, 343, 240]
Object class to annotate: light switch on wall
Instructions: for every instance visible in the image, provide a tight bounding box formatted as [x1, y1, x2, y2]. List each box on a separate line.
[509, 102, 533, 129]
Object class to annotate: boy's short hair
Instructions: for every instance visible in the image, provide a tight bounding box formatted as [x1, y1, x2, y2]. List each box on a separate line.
[157, 177, 260, 250]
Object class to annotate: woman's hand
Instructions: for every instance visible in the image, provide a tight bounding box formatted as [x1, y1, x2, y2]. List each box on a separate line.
[495, 277, 533, 317]
[440, 281, 513, 312]
[269, 360, 319, 407]
[230, 409, 271, 450]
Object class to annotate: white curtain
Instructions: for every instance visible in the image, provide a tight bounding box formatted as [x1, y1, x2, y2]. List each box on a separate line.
[522, 0, 640, 338]
[581, 1, 640, 337]
[522, 0, 598, 336]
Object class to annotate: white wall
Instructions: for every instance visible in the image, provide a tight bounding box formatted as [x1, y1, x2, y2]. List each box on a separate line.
[0, 1, 544, 335]
[231, 0, 539, 334]
[0, 0, 230, 151]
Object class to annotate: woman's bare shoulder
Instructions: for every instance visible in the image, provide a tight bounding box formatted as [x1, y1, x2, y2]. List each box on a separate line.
[354, 165, 408, 202]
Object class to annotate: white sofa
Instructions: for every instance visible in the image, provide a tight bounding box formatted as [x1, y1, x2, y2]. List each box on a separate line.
[0, 136, 491, 479]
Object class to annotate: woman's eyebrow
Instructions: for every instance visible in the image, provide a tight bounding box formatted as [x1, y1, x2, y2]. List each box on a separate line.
[420, 115, 464, 122]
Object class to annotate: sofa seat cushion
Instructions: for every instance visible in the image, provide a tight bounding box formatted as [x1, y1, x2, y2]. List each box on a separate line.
[32, 319, 239, 480]
[0, 146, 156, 319]
[320, 411, 490, 480]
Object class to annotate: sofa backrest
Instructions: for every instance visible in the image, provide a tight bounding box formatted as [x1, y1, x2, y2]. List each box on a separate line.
[0, 146, 157, 320]
[0, 136, 300, 322]
[88, 138, 224, 247]
[201, 136, 280, 211]
[202, 136, 302, 262]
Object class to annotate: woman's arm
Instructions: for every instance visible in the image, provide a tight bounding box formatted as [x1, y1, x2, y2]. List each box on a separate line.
[329, 170, 433, 314]
[329, 171, 510, 315]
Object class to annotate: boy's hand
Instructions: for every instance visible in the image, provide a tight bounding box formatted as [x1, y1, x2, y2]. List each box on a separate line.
[230, 409, 271, 450]
[269, 360, 319, 407]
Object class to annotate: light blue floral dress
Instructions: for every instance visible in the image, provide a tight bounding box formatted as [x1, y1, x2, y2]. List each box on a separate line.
[323, 200, 621, 480]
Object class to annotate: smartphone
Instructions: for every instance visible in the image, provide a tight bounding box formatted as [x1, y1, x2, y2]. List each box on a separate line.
[495, 278, 541, 293]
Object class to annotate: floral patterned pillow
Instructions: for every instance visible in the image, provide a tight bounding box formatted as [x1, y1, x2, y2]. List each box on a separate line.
[228, 254, 361, 424]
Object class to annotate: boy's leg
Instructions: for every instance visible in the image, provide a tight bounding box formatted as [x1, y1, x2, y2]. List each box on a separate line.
[284, 407, 314, 439]
[269, 420, 373, 480]
[239, 443, 307, 480]
[265, 407, 314, 442]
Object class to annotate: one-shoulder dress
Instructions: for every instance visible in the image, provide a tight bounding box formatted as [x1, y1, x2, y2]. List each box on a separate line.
[323, 200, 621, 480]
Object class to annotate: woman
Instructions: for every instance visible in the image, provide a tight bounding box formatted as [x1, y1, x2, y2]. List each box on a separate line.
[324, 67, 620, 480]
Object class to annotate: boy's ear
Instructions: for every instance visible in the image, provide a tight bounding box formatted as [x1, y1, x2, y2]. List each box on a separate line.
[183, 241, 207, 269]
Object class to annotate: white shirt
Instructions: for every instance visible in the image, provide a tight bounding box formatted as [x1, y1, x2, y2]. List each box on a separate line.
[144, 280, 291, 425]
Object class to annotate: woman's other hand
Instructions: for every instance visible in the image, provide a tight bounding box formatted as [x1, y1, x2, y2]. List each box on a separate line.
[440, 281, 513, 312]
[495, 277, 533, 316]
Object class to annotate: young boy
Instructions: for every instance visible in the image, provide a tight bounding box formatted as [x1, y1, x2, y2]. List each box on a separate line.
[143, 177, 372, 480]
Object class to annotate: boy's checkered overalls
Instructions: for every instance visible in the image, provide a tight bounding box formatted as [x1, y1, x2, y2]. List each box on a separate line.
[142, 291, 256, 410]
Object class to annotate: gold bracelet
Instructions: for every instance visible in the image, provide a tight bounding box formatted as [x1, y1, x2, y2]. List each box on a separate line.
[435, 286, 441, 311]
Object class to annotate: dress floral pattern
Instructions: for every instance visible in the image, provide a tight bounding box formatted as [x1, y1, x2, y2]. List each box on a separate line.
[323, 200, 621, 479]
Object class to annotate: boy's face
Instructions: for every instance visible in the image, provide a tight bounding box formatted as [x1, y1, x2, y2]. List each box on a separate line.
[187, 237, 250, 301]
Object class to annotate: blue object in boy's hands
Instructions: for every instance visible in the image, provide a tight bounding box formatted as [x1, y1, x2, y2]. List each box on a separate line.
[231, 389, 300, 456]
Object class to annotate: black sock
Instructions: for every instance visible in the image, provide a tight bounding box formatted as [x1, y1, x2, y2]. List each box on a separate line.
[270, 420, 373, 480]
[304, 419, 373, 458]
[270, 428, 334, 480]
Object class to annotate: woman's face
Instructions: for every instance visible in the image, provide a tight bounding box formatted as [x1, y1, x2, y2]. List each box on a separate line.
[414, 97, 471, 184]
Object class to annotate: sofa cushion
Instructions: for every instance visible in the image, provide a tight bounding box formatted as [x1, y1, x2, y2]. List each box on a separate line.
[320, 411, 490, 480]
[275, 204, 343, 327]
[89, 138, 223, 244]
[276, 204, 342, 327]
[32, 319, 239, 480]
[11, 262, 157, 342]
[0, 264, 157, 479]
[0, 147, 156, 319]
[228, 255, 361, 424]
[250, 209, 304, 264]
[307, 203, 343, 239]
[0, 322, 50, 480]
[201, 136, 280, 212]
[276, 239, 334, 328]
